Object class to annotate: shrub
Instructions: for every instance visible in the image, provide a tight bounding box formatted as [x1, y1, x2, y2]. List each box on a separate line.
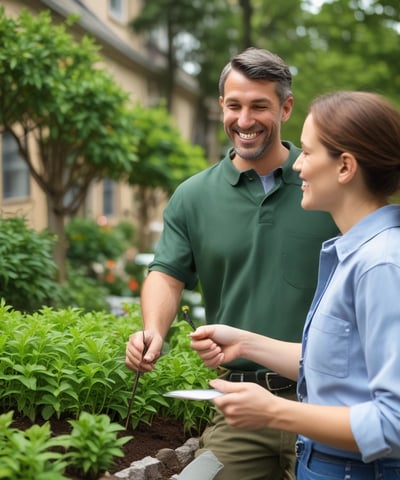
[0, 217, 61, 312]
[66, 217, 128, 270]
[59, 265, 110, 312]
[66, 217, 141, 298]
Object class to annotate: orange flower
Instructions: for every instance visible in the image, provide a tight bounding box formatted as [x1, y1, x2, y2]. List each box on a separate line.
[105, 273, 116, 283]
[128, 278, 139, 291]
[105, 259, 116, 269]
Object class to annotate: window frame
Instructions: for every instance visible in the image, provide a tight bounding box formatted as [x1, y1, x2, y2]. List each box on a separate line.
[1, 130, 30, 201]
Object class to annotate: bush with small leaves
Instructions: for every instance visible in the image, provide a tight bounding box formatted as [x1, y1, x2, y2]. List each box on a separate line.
[0, 217, 60, 312]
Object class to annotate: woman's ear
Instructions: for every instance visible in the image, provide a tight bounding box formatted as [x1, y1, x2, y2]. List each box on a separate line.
[338, 152, 358, 185]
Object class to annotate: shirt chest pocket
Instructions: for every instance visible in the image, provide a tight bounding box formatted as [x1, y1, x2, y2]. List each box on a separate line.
[306, 314, 352, 378]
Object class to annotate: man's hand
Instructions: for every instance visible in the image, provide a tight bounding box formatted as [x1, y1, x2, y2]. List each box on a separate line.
[125, 330, 163, 373]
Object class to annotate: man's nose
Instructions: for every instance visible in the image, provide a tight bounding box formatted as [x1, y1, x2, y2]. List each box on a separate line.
[237, 109, 255, 129]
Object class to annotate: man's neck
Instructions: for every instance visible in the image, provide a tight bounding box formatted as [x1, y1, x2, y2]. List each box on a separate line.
[232, 142, 289, 176]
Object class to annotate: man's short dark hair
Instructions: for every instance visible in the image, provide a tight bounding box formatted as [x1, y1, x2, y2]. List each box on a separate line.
[219, 47, 293, 104]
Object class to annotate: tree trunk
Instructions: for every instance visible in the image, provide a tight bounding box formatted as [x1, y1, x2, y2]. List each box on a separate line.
[239, 0, 254, 48]
[165, 17, 176, 112]
[47, 200, 68, 284]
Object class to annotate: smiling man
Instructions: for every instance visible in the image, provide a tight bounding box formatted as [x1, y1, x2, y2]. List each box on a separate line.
[126, 47, 338, 480]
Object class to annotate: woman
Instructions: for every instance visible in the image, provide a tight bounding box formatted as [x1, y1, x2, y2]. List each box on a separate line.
[190, 91, 400, 479]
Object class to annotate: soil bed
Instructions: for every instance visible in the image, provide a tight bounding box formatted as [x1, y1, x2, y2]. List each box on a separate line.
[11, 414, 194, 479]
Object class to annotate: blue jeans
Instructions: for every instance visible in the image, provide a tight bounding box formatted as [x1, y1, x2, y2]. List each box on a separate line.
[295, 440, 400, 479]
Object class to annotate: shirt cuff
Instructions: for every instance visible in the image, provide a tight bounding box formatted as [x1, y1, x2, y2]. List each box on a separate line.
[350, 402, 391, 462]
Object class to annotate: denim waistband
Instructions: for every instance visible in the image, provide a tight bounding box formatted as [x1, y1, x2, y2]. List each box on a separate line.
[296, 439, 400, 470]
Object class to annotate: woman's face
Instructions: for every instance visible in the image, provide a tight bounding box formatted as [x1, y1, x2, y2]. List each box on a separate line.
[293, 114, 340, 212]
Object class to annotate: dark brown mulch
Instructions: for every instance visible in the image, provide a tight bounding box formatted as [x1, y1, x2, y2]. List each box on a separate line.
[112, 416, 193, 476]
[10, 414, 194, 479]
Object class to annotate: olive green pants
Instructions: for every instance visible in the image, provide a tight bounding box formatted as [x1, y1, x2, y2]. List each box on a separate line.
[195, 391, 297, 480]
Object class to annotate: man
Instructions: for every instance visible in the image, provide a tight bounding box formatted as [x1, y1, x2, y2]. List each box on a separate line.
[126, 47, 338, 480]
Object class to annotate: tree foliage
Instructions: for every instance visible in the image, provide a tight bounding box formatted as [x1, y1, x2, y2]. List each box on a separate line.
[128, 103, 208, 193]
[131, 0, 238, 103]
[0, 7, 210, 277]
[131, 0, 400, 145]
[0, 7, 140, 281]
[284, 0, 400, 141]
[127, 103, 208, 250]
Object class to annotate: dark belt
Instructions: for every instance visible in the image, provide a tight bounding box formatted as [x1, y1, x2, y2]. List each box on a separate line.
[226, 370, 296, 393]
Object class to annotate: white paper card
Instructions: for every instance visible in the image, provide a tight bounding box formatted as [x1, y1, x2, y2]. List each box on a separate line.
[164, 389, 223, 400]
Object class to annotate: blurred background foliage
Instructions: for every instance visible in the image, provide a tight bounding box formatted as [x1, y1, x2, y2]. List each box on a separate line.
[131, 0, 400, 146]
[1, 1, 399, 312]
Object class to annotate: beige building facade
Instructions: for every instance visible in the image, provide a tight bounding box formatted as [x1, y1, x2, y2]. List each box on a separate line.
[0, 0, 217, 246]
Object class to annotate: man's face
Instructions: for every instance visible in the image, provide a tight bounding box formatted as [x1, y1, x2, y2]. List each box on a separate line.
[219, 70, 292, 162]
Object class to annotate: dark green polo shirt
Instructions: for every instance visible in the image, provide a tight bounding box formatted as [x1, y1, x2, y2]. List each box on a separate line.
[150, 142, 339, 370]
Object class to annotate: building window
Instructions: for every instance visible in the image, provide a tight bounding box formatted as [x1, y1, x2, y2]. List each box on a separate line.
[103, 178, 115, 216]
[108, 0, 125, 22]
[2, 131, 30, 200]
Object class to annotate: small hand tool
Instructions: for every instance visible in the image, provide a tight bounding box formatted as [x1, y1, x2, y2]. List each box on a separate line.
[125, 330, 148, 430]
[182, 305, 196, 331]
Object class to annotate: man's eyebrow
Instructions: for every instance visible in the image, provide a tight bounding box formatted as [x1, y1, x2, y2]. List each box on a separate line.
[224, 97, 273, 105]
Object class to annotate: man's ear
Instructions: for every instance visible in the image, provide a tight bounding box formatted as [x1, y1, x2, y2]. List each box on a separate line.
[338, 152, 358, 185]
[281, 96, 294, 123]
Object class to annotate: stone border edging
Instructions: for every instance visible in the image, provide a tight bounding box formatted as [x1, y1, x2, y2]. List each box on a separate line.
[113, 437, 199, 480]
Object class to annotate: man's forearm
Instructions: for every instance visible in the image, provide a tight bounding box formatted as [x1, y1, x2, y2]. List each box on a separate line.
[140, 271, 185, 338]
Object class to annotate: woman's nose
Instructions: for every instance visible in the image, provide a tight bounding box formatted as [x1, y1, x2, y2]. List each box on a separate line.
[293, 154, 303, 171]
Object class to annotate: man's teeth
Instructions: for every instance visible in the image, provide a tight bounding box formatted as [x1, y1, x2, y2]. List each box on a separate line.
[302, 181, 309, 187]
[239, 132, 257, 139]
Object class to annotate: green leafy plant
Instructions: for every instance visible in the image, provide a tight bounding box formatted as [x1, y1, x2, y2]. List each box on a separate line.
[0, 411, 68, 480]
[62, 412, 132, 480]
[0, 302, 132, 421]
[0, 301, 215, 433]
[0, 217, 61, 312]
[127, 320, 217, 433]
[0, 410, 132, 480]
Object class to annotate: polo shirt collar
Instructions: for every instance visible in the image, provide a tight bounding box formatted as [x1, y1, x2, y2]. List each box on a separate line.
[222, 141, 301, 186]
[329, 205, 400, 262]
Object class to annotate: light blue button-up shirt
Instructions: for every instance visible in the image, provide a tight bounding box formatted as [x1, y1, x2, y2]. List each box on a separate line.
[297, 204, 400, 463]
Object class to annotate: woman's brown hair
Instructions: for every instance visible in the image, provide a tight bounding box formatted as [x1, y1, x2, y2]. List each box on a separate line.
[310, 91, 400, 197]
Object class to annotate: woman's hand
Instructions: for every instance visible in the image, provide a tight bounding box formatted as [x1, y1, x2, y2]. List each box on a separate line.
[189, 324, 244, 368]
[210, 378, 278, 429]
